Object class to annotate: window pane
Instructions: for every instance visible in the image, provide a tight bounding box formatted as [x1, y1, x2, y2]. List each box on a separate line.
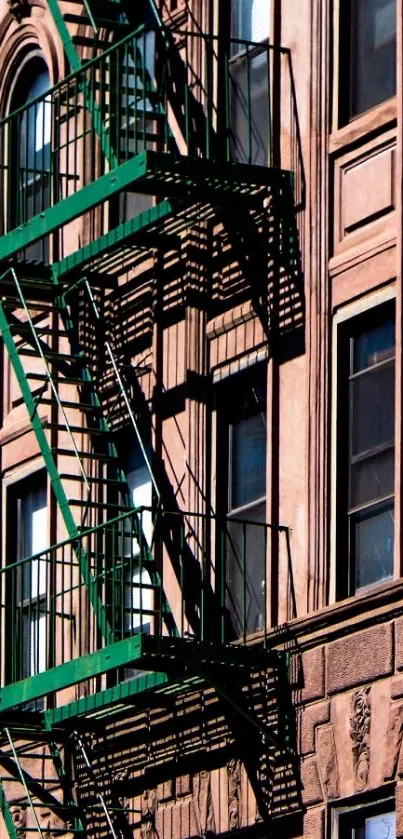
[230, 51, 270, 165]
[226, 500, 266, 636]
[350, 0, 396, 118]
[352, 501, 394, 589]
[354, 319, 395, 372]
[351, 363, 394, 456]
[230, 411, 266, 509]
[366, 812, 395, 839]
[350, 447, 394, 507]
[231, 0, 270, 42]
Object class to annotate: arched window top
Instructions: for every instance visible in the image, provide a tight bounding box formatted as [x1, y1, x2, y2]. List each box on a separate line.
[8, 52, 51, 262]
[10, 54, 51, 154]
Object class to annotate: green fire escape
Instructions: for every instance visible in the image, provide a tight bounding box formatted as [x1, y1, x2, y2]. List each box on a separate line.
[0, 1, 299, 835]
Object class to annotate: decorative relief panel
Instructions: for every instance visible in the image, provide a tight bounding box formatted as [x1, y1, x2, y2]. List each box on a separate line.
[141, 788, 158, 839]
[10, 802, 27, 837]
[7, 0, 30, 21]
[332, 131, 396, 258]
[228, 758, 242, 830]
[350, 686, 371, 791]
[194, 770, 216, 834]
[315, 725, 340, 799]
[384, 702, 403, 780]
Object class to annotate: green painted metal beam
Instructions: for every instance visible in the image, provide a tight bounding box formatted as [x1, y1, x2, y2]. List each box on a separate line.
[53, 198, 176, 278]
[47, 0, 118, 167]
[46, 671, 170, 725]
[0, 153, 148, 263]
[0, 287, 114, 646]
[0, 635, 149, 712]
[0, 782, 20, 839]
[47, 0, 83, 72]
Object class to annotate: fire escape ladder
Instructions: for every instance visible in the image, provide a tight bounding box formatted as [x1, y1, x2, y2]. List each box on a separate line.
[47, 0, 171, 172]
[47, 0, 130, 70]
[0, 266, 177, 654]
[0, 724, 84, 837]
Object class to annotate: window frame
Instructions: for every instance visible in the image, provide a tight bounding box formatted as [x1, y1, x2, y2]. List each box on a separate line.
[215, 363, 268, 637]
[337, 0, 397, 127]
[331, 796, 396, 839]
[334, 298, 396, 601]
[5, 49, 52, 263]
[5, 470, 50, 697]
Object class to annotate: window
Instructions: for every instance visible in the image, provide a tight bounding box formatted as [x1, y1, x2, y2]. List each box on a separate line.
[124, 439, 154, 635]
[114, 12, 156, 225]
[335, 802, 395, 839]
[7, 476, 49, 688]
[217, 367, 267, 636]
[337, 306, 395, 597]
[340, 0, 396, 122]
[229, 0, 271, 165]
[9, 54, 51, 262]
[231, 0, 271, 43]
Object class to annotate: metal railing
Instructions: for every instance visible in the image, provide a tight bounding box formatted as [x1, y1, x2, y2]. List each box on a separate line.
[0, 507, 291, 688]
[0, 25, 301, 238]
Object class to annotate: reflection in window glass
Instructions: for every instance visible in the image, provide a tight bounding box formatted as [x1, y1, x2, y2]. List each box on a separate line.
[225, 376, 267, 636]
[365, 812, 395, 839]
[349, 0, 396, 119]
[347, 314, 395, 592]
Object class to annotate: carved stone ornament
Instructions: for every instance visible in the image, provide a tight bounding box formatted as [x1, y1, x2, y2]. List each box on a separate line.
[140, 788, 157, 839]
[350, 686, 371, 791]
[7, 0, 31, 22]
[10, 803, 27, 837]
[194, 770, 216, 835]
[227, 758, 242, 831]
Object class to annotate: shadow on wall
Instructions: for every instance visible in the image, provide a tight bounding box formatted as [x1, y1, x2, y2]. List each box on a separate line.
[73, 661, 302, 838]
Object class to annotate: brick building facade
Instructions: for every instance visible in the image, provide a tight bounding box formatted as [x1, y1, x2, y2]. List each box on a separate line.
[0, 2, 399, 839]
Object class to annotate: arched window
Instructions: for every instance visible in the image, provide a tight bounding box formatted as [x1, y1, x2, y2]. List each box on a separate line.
[9, 54, 51, 262]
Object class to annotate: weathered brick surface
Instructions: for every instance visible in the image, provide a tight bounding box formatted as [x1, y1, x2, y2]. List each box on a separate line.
[316, 725, 339, 799]
[395, 619, 403, 672]
[392, 676, 403, 699]
[384, 702, 403, 780]
[396, 782, 403, 838]
[303, 806, 325, 839]
[300, 757, 323, 805]
[326, 624, 393, 694]
[301, 647, 326, 702]
[301, 701, 330, 754]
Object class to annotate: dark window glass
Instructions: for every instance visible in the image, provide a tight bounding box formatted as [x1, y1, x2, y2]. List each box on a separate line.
[230, 412, 266, 509]
[344, 312, 395, 594]
[346, 0, 396, 120]
[229, 0, 270, 165]
[222, 373, 267, 636]
[6, 477, 48, 708]
[338, 806, 395, 839]
[18, 484, 48, 681]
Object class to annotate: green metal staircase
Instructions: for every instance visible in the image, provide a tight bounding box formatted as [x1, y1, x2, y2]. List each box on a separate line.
[0, 266, 174, 651]
[48, 0, 130, 70]
[0, 722, 84, 838]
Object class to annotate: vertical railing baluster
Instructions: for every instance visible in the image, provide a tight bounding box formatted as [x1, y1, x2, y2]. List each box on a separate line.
[264, 526, 268, 647]
[242, 522, 247, 643]
[247, 45, 252, 165]
[221, 522, 226, 643]
[180, 519, 184, 638]
[267, 44, 272, 168]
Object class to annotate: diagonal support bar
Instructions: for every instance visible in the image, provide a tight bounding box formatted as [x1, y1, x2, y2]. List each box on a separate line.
[0, 282, 114, 646]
